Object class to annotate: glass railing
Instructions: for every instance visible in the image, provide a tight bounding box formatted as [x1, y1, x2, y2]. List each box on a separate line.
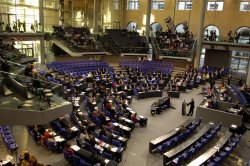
[151, 37, 196, 59]
[203, 35, 250, 44]
[0, 47, 37, 66]
[53, 34, 108, 53]
[120, 46, 149, 54]
[0, 70, 69, 111]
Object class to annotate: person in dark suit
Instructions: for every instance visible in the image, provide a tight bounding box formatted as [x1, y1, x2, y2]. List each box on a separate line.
[187, 98, 195, 116]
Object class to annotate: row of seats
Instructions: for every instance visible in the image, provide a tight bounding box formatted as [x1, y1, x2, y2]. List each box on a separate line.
[71, 110, 123, 162]
[50, 120, 74, 140]
[119, 60, 174, 74]
[63, 153, 91, 166]
[173, 124, 222, 165]
[0, 126, 18, 151]
[27, 125, 65, 153]
[206, 136, 241, 166]
[198, 66, 229, 75]
[47, 61, 114, 77]
[231, 84, 248, 105]
[157, 119, 202, 154]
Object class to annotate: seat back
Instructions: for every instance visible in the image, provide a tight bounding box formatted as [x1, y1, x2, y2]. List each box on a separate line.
[102, 152, 113, 160]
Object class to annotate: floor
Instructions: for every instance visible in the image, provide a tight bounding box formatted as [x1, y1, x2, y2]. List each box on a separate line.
[1, 83, 250, 166]
[1, 55, 249, 165]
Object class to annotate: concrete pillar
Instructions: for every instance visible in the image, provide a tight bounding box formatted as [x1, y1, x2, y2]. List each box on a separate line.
[40, 36, 45, 64]
[146, 0, 152, 38]
[193, 0, 207, 68]
[39, 0, 44, 33]
[84, 0, 87, 27]
[39, 0, 45, 64]
[71, 0, 74, 27]
[247, 64, 250, 86]
[93, 0, 99, 33]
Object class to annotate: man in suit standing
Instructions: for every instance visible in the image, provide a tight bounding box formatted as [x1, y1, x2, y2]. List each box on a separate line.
[187, 98, 195, 116]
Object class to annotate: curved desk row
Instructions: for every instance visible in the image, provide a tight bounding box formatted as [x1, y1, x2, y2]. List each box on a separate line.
[163, 123, 215, 165]
[187, 132, 233, 166]
[150, 97, 171, 115]
[71, 145, 118, 166]
[149, 118, 195, 153]
[137, 90, 163, 100]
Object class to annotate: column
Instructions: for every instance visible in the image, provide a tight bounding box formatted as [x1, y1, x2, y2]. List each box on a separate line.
[71, 0, 74, 27]
[193, 0, 207, 68]
[40, 36, 45, 64]
[93, 0, 99, 33]
[146, 0, 152, 38]
[84, 0, 87, 27]
[247, 65, 250, 86]
[39, 0, 44, 33]
[39, 0, 45, 64]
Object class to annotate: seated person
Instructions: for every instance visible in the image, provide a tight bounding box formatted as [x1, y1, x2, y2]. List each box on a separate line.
[86, 123, 96, 135]
[64, 143, 74, 156]
[19, 151, 37, 166]
[99, 112, 107, 126]
[47, 135, 57, 147]
[43, 129, 54, 139]
[131, 113, 146, 127]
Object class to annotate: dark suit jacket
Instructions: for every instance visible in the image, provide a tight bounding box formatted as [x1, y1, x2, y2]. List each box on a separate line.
[187, 101, 195, 109]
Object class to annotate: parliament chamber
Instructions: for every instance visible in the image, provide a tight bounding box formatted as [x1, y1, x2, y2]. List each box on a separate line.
[0, 0, 250, 166]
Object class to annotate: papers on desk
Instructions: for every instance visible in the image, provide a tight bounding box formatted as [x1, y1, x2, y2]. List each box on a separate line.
[113, 122, 119, 127]
[104, 144, 110, 149]
[126, 107, 132, 111]
[71, 145, 81, 151]
[231, 124, 237, 129]
[2, 155, 13, 165]
[54, 136, 65, 142]
[74, 103, 79, 107]
[229, 108, 239, 114]
[139, 115, 144, 119]
[104, 159, 110, 164]
[73, 97, 80, 101]
[71, 126, 79, 132]
[111, 147, 118, 152]
[106, 117, 111, 121]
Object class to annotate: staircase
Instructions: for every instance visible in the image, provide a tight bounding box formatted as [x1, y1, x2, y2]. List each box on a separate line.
[101, 34, 122, 54]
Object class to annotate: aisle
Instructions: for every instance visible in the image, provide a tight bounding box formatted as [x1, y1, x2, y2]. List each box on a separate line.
[119, 86, 204, 166]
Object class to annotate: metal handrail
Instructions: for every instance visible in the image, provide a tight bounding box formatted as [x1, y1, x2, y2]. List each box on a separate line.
[0, 70, 62, 86]
[0, 57, 26, 67]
